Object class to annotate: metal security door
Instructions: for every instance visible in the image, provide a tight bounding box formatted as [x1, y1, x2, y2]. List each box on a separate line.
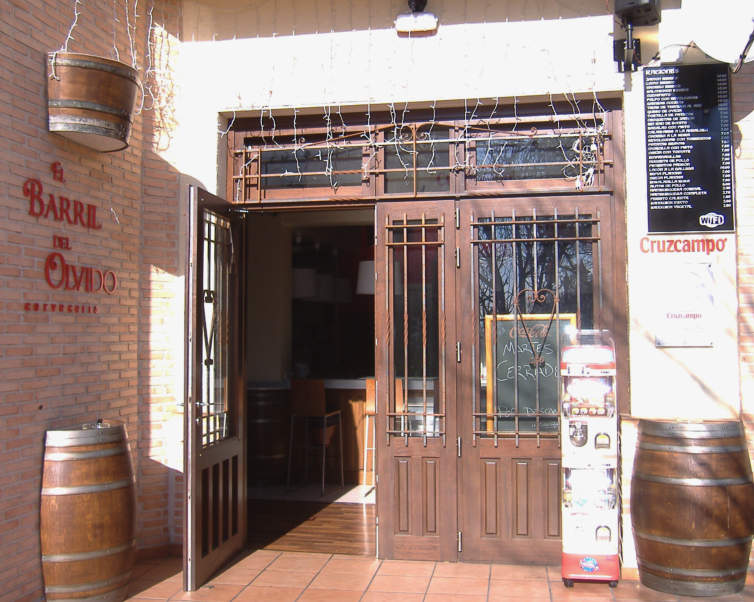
[375, 200, 458, 561]
[184, 186, 246, 590]
[456, 195, 623, 563]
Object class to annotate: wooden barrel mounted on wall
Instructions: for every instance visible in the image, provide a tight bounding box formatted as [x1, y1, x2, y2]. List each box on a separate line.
[47, 52, 139, 152]
[631, 420, 754, 597]
[40, 422, 135, 602]
[247, 386, 290, 485]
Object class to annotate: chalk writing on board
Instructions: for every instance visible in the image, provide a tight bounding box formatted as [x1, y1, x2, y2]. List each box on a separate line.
[484, 314, 576, 428]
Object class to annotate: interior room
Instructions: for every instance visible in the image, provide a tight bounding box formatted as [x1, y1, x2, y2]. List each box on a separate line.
[243, 209, 376, 555]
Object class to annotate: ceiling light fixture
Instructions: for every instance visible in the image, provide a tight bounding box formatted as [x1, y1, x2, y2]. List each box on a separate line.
[395, 0, 438, 35]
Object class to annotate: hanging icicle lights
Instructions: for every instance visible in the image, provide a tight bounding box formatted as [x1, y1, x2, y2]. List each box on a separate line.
[232, 98, 612, 203]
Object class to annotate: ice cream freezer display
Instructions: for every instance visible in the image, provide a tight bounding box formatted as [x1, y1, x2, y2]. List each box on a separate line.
[560, 331, 620, 588]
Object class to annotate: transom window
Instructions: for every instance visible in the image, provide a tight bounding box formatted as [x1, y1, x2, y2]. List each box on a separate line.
[229, 103, 613, 203]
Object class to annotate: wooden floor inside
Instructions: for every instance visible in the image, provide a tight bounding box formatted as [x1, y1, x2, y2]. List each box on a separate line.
[247, 499, 376, 556]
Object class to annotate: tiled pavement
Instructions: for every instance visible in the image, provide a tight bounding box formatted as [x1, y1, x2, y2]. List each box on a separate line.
[126, 550, 754, 601]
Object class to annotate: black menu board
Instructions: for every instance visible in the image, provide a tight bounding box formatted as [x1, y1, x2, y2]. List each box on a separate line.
[644, 64, 734, 233]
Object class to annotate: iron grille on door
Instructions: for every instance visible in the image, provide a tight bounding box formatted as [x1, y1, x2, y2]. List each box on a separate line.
[199, 211, 233, 447]
[386, 214, 447, 443]
[470, 209, 600, 445]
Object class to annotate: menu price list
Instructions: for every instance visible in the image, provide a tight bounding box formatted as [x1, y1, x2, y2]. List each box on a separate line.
[644, 64, 734, 233]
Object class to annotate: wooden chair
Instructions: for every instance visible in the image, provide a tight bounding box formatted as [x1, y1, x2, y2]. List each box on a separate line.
[286, 379, 344, 496]
[362, 379, 376, 490]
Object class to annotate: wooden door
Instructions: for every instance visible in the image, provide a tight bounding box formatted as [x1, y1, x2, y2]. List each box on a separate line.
[184, 186, 246, 589]
[375, 200, 459, 561]
[456, 195, 624, 563]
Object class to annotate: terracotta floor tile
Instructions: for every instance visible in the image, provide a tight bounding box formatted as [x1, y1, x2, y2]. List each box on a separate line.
[609, 580, 677, 601]
[549, 580, 617, 601]
[376, 559, 436, 577]
[207, 566, 262, 586]
[233, 585, 304, 601]
[433, 561, 490, 579]
[309, 569, 375, 591]
[267, 551, 331, 572]
[490, 563, 548, 580]
[425, 594, 489, 602]
[487, 578, 552, 599]
[323, 554, 381, 575]
[251, 568, 318, 588]
[233, 549, 281, 570]
[368, 573, 432, 594]
[168, 582, 244, 601]
[127, 576, 183, 600]
[427, 576, 490, 597]
[297, 588, 365, 601]
[360, 592, 425, 602]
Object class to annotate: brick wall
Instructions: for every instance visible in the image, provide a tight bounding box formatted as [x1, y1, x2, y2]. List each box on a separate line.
[0, 1, 181, 599]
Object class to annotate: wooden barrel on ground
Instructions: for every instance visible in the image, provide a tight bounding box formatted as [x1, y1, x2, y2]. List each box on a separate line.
[631, 419, 754, 597]
[47, 52, 139, 152]
[41, 422, 135, 602]
[247, 386, 290, 485]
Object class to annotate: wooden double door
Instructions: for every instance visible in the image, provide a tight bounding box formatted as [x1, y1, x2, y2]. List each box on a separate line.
[375, 194, 624, 563]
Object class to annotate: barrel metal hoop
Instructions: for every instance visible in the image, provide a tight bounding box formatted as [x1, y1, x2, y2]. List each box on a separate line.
[44, 571, 131, 594]
[639, 559, 748, 578]
[42, 540, 135, 563]
[640, 570, 745, 597]
[49, 99, 132, 118]
[49, 115, 130, 135]
[637, 441, 746, 454]
[41, 478, 132, 496]
[44, 446, 126, 462]
[50, 56, 139, 84]
[634, 472, 752, 486]
[45, 426, 124, 447]
[638, 420, 743, 439]
[634, 530, 753, 547]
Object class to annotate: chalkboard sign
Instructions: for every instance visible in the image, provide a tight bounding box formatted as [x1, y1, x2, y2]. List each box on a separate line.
[644, 64, 734, 233]
[484, 314, 576, 431]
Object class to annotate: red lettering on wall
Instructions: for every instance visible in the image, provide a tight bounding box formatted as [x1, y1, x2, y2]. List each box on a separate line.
[23, 178, 102, 230]
[639, 236, 729, 255]
[44, 252, 117, 295]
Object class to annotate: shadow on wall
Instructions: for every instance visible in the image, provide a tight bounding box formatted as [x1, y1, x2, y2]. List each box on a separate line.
[182, 0, 615, 42]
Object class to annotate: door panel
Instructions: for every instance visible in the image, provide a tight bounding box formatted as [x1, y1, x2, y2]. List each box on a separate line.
[184, 186, 246, 590]
[457, 195, 616, 563]
[375, 201, 458, 561]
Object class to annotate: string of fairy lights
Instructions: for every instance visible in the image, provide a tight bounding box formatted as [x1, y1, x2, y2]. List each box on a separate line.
[51, 0, 176, 131]
[235, 95, 607, 201]
[50, 0, 608, 186]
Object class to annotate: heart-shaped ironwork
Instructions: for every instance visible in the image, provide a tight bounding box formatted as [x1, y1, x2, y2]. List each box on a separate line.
[514, 288, 559, 368]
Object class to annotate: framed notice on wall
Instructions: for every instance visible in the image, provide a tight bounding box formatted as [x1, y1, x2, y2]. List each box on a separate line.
[644, 64, 735, 233]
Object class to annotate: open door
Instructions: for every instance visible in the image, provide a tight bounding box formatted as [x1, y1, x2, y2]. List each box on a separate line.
[184, 186, 246, 590]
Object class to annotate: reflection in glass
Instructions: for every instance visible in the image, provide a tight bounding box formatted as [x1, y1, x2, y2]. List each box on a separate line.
[391, 219, 442, 436]
[476, 135, 586, 181]
[262, 145, 362, 189]
[385, 127, 450, 194]
[200, 211, 232, 447]
[474, 214, 597, 436]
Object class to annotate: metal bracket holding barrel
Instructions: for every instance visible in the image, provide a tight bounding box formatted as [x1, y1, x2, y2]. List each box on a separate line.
[631, 419, 754, 597]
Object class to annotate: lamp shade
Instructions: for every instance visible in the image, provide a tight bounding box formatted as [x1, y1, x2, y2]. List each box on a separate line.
[356, 260, 375, 295]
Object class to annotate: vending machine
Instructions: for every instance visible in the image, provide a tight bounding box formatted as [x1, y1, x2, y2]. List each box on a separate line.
[560, 330, 619, 588]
